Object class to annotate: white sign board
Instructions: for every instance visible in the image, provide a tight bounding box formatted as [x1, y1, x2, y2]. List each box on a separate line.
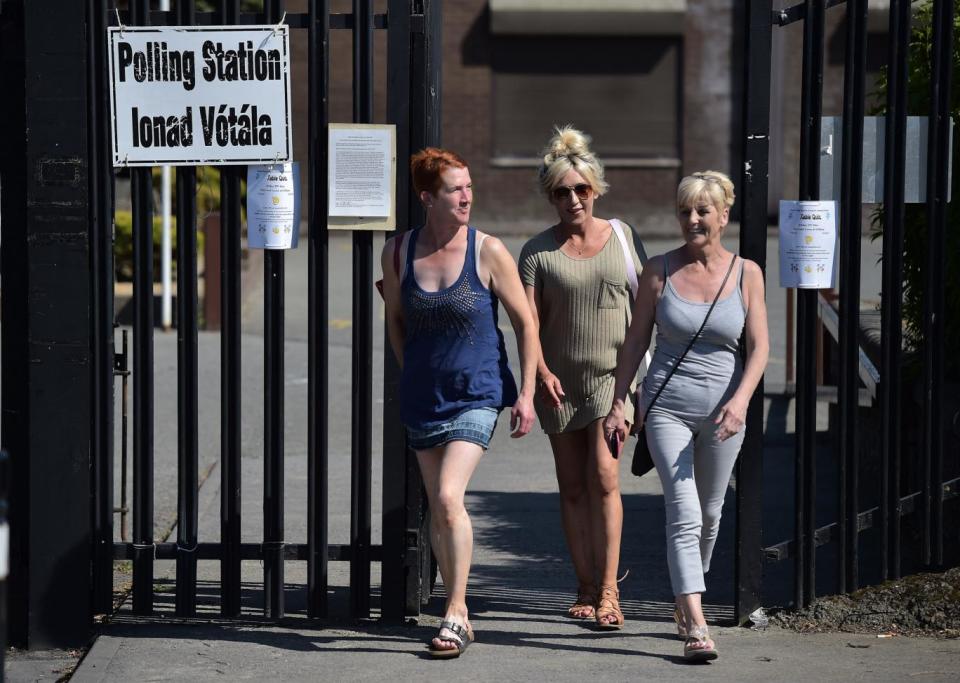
[247, 162, 300, 249]
[108, 25, 293, 166]
[328, 123, 396, 231]
[779, 200, 837, 289]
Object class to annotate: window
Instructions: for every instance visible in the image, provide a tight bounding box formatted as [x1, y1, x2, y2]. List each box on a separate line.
[491, 36, 681, 164]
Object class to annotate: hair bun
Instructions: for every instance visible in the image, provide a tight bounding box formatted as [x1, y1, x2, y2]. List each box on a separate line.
[548, 125, 591, 160]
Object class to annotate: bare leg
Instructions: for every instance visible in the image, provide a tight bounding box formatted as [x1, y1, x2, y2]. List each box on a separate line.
[585, 418, 623, 626]
[675, 593, 706, 628]
[549, 429, 596, 615]
[416, 440, 483, 652]
[677, 592, 715, 652]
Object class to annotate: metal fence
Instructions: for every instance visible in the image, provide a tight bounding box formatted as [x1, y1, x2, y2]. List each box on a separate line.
[86, 0, 442, 623]
[738, 0, 957, 612]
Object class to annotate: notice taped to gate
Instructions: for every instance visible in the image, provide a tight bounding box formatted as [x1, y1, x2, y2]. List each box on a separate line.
[107, 25, 292, 166]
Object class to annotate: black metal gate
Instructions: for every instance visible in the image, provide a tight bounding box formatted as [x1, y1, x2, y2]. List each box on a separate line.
[737, 0, 957, 615]
[82, 0, 442, 624]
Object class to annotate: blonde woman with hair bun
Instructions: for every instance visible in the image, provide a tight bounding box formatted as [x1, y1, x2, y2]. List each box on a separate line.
[519, 125, 644, 630]
[604, 170, 769, 661]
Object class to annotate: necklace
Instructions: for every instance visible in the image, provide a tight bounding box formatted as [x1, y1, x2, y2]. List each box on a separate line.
[556, 224, 609, 256]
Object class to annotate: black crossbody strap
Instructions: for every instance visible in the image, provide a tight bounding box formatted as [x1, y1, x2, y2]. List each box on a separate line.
[643, 254, 737, 421]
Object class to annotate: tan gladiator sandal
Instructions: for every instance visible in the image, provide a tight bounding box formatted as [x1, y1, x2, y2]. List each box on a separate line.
[595, 584, 624, 630]
[567, 584, 597, 619]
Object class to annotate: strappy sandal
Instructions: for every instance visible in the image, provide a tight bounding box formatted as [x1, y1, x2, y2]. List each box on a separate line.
[567, 584, 597, 619]
[673, 607, 687, 640]
[428, 620, 474, 659]
[684, 624, 718, 662]
[594, 585, 624, 630]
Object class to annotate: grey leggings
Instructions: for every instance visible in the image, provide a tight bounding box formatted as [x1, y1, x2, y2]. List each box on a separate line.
[645, 408, 744, 596]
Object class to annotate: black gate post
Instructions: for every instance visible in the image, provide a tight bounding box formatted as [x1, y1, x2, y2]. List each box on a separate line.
[880, 0, 912, 583]
[381, 0, 414, 624]
[921, 0, 955, 569]
[381, 0, 442, 621]
[0, 0, 95, 647]
[836, 0, 868, 594]
[350, 0, 375, 621]
[307, 0, 332, 621]
[263, 0, 287, 621]
[89, 0, 116, 619]
[734, 0, 771, 625]
[794, 0, 826, 608]
[409, 0, 443, 613]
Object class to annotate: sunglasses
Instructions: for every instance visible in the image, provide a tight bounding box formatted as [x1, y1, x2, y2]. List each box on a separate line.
[551, 183, 593, 202]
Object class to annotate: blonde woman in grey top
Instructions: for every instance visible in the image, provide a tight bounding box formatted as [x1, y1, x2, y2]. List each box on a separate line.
[604, 171, 769, 660]
[519, 126, 642, 630]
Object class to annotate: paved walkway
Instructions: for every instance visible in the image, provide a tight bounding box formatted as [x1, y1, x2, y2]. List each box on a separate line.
[14, 233, 958, 682]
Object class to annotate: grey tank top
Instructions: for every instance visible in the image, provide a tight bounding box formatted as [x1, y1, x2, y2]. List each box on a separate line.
[641, 255, 747, 412]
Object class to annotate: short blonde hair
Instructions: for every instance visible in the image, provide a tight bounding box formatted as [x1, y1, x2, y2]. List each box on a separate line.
[677, 170, 735, 213]
[537, 125, 609, 197]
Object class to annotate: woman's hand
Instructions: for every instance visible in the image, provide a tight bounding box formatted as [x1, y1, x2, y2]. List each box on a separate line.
[537, 369, 565, 408]
[714, 397, 748, 441]
[603, 401, 629, 444]
[510, 392, 536, 438]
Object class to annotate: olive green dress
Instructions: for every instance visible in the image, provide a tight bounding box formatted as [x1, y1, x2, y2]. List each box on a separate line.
[519, 220, 643, 434]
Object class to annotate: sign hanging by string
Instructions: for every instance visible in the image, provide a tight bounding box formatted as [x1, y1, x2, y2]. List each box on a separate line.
[107, 25, 293, 166]
[247, 162, 300, 250]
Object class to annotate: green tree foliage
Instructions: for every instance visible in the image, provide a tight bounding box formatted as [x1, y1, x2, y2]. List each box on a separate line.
[114, 166, 222, 280]
[869, 1, 960, 380]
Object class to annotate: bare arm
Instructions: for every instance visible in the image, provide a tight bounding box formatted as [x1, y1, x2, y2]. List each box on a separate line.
[483, 236, 538, 437]
[381, 235, 405, 367]
[603, 254, 664, 440]
[715, 259, 769, 440]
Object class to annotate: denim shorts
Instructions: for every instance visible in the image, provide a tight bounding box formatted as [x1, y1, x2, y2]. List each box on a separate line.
[405, 407, 500, 451]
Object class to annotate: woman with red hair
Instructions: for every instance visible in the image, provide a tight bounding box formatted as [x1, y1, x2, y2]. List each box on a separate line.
[380, 148, 539, 658]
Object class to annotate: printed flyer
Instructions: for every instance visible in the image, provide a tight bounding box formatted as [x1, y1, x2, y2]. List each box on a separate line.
[778, 200, 837, 289]
[247, 162, 300, 249]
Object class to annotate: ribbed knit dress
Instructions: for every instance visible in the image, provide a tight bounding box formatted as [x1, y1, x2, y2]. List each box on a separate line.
[519, 220, 642, 434]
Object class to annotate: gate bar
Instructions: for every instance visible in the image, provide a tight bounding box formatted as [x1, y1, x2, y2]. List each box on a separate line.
[407, 0, 444, 613]
[307, 0, 331, 620]
[89, 0, 116, 616]
[350, 0, 375, 620]
[175, 162, 200, 616]
[381, 0, 414, 623]
[130, 0, 156, 618]
[836, 0, 868, 593]
[262, 0, 287, 621]
[218, 0, 244, 623]
[763, 475, 960, 562]
[173, 0, 200, 619]
[923, 0, 955, 568]
[734, 0, 772, 625]
[794, 0, 826, 608]
[880, 0, 911, 582]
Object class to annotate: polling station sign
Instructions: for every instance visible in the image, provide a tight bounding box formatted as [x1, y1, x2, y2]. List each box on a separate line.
[108, 25, 292, 166]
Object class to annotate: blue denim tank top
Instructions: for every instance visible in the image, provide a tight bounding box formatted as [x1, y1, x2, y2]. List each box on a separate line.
[399, 227, 519, 429]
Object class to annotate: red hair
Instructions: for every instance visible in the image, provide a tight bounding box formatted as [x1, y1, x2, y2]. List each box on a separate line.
[410, 147, 468, 195]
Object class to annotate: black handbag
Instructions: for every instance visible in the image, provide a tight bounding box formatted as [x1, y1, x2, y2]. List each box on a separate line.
[631, 254, 738, 477]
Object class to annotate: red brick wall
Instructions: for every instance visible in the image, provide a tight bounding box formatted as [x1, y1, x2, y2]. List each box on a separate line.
[439, 0, 684, 236]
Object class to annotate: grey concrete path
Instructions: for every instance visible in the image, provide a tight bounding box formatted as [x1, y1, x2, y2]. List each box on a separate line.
[16, 229, 948, 683]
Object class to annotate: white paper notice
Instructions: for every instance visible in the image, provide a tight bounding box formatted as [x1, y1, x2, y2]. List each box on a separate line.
[247, 162, 300, 249]
[779, 200, 837, 289]
[328, 126, 392, 217]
